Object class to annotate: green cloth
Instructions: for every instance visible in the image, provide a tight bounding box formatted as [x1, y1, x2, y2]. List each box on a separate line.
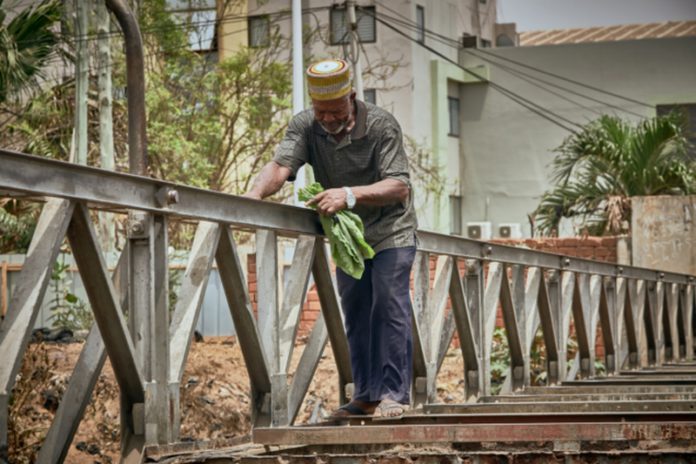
[298, 183, 375, 279]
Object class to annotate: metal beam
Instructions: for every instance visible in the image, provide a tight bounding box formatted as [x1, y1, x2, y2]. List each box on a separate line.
[0, 199, 73, 459]
[311, 241, 352, 405]
[253, 421, 696, 446]
[216, 227, 271, 425]
[499, 266, 525, 390]
[169, 222, 221, 383]
[449, 258, 481, 401]
[537, 271, 560, 385]
[37, 248, 129, 464]
[482, 262, 503, 395]
[426, 400, 696, 414]
[411, 252, 429, 407]
[67, 202, 145, 404]
[287, 315, 327, 425]
[278, 236, 316, 374]
[0, 150, 321, 236]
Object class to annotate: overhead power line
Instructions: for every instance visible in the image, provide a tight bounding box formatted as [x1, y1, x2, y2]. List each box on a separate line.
[362, 8, 580, 133]
[473, 48, 653, 109]
[463, 49, 647, 118]
[372, 2, 653, 110]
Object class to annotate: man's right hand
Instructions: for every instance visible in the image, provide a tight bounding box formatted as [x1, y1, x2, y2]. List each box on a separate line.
[242, 161, 292, 200]
[242, 191, 263, 200]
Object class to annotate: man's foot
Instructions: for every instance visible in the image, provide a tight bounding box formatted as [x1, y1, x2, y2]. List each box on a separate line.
[328, 400, 379, 419]
[373, 398, 408, 420]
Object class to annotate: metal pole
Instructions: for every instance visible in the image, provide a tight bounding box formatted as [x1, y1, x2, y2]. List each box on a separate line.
[292, 0, 305, 205]
[346, 0, 363, 100]
[104, 0, 165, 453]
[97, 0, 115, 251]
[74, 0, 89, 165]
[105, 0, 147, 176]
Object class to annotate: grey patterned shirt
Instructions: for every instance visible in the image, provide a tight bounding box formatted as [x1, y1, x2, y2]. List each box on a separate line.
[273, 100, 418, 253]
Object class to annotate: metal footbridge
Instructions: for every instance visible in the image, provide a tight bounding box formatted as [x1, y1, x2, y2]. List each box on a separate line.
[1, 1, 695, 462]
[1, 148, 695, 463]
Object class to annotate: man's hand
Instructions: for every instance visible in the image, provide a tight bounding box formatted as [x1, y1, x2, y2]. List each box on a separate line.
[242, 192, 262, 200]
[242, 161, 292, 201]
[306, 188, 347, 215]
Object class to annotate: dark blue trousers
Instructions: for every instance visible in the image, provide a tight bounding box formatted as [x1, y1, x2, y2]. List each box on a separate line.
[336, 246, 416, 405]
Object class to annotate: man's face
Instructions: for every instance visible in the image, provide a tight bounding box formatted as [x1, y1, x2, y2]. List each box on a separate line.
[312, 94, 354, 135]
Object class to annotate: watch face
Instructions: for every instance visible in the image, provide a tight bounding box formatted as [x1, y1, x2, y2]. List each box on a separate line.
[345, 187, 356, 208]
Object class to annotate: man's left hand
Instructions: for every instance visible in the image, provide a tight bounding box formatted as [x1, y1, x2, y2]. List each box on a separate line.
[306, 188, 347, 215]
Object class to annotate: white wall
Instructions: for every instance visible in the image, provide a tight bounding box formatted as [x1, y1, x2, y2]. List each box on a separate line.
[457, 37, 696, 237]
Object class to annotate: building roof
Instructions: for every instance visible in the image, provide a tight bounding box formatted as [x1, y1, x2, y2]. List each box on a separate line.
[519, 20, 696, 46]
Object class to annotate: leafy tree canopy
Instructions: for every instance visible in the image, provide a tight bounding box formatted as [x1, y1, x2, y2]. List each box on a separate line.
[0, 0, 61, 105]
[534, 113, 695, 236]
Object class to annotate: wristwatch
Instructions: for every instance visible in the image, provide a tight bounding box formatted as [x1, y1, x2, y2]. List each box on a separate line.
[343, 186, 356, 209]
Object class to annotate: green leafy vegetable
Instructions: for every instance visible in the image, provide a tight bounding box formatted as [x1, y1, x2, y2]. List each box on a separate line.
[298, 182, 375, 279]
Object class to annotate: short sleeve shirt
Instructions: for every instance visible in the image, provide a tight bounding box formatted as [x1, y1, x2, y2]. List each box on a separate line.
[273, 100, 418, 253]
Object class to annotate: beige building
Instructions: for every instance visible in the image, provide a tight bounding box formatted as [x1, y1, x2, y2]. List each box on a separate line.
[198, 0, 499, 231]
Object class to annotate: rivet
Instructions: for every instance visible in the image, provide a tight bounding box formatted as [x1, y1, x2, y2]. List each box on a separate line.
[167, 189, 179, 204]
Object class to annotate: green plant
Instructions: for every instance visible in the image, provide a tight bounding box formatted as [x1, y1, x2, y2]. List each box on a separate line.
[489, 327, 510, 395]
[48, 257, 93, 332]
[534, 113, 694, 236]
[298, 182, 374, 279]
[0, 0, 62, 105]
[0, 200, 38, 253]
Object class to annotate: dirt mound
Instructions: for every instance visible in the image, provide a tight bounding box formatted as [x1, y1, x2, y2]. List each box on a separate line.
[7, 338, 467, 463]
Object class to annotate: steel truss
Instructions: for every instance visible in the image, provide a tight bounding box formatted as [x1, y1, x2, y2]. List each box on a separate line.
[1, 150, 695, 462]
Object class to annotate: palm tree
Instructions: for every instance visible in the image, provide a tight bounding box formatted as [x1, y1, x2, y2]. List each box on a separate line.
[534, 112, 695, 236]
[0, 0, 61, 105]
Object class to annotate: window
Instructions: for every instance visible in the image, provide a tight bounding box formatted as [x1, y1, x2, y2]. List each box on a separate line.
[448, 97, 460, 137]
[657, 103, 696, 160]
[248, 15, 270, 48]
[363, 89, 376, 104]
[496, 34, 515, 47]
[166, 0, 217, 52]
[415, 5, 425, 44]
[330, 6, 376, 45]
[480, 38, 492, 48]
[450, 196, 462, 236]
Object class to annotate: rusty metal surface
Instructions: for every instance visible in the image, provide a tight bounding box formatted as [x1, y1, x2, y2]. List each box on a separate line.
[423, 400, 696, 414]
[252, 421, 696, 446]
[146, 443, 696, 464]
[563, 377, 696, 385]
[525, 384, 696, 394]
[479, 392, 696, 402]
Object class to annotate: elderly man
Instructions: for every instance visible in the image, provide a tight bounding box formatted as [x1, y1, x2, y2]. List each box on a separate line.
[245, 59, 417, 419]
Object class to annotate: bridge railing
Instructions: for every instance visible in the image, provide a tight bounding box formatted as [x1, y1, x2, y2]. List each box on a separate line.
[0, 149, 694, 462]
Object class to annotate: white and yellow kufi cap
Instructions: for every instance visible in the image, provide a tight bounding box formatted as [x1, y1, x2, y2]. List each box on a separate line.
[306, 59, 352, 101]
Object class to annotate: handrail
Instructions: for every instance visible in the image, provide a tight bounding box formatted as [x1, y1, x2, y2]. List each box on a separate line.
[1, 149, 693, 284]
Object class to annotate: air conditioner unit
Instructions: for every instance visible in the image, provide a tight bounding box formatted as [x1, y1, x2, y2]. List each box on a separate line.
[466, 222, 492, 240]
[461, 34, 478, 49]
[498, 223, 522, 239]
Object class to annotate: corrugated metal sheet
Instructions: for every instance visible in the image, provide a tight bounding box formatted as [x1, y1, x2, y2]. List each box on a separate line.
[520, 21, 696, 46]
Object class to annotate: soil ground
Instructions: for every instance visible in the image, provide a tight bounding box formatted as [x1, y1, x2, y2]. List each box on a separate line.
[8, 337, 468, 464]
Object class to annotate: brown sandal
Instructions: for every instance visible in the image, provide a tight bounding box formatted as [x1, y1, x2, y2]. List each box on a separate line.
[329, 400, 378, 419]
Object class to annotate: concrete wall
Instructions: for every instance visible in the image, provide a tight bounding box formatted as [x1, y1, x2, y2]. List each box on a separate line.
[457, 37, 696, 237]
[632, 195, 696, 275]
